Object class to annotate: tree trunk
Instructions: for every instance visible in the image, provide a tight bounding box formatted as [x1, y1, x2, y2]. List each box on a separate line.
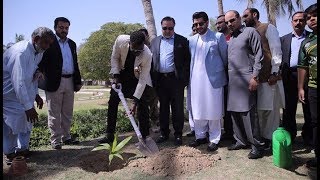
[217, 0, 224, 15]
[264, 0, 277, 27]
[141, 0, 157, 42]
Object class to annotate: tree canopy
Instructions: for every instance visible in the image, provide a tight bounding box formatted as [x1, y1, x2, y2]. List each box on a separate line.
[77, 22, 144, 81]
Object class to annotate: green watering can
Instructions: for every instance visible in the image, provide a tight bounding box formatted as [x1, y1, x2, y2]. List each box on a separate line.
[272, 127, 292, 168]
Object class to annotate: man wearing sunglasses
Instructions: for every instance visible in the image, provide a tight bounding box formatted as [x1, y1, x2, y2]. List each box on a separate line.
[225, 10, 264, 159]
[99, 30, 153, 144]
[187, 11, 228, 152]
[150, 16, 191, 146]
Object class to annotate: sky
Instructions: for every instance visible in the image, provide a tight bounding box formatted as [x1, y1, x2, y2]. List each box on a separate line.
[3, 0, 316, 47]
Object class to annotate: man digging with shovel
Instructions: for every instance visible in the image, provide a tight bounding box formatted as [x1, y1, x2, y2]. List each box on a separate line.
[99, 30, 157, 155]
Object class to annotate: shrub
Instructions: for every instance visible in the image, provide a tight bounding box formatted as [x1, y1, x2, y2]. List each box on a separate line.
[30, 108, 133, 148]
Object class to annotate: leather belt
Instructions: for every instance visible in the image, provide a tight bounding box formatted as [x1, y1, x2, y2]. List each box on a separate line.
[61, 74, 73, 78]
[160, 71, 175, 78]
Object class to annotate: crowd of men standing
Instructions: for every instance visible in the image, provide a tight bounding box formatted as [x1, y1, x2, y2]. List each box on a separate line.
[3, 3, 317, 169]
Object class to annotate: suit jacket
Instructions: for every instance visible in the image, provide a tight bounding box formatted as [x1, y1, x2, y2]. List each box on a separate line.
[280, 31, 310, 82]
[188, 29, 228, 88]
[38, 36, 82, 92]
[150, 33, 191, 87]
[109, 35, 153, 99]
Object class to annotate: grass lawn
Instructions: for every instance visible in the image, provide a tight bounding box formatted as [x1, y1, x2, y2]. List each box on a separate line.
[37, 87, 110, 115]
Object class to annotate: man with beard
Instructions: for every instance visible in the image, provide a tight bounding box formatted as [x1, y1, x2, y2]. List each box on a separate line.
[242, 8, 285, 150]
[99, 30, 153, 144]
[188, 11, 228, 152]
[3, 27, 55, 164]
[280, 11, 313, 145]
[225, 10, 264, 159]
[215, 14, 233, 141]
[216, 15, 231, 43]
[38, 17, 83, 149]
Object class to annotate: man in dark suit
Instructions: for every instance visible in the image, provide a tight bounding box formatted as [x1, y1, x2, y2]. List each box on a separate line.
[150, 16, 191, 146]
[280, 11, 312, 145]
[38, 17, 82, 150]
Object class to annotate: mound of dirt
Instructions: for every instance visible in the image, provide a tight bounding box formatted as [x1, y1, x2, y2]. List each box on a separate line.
[128, 146, 221, 176]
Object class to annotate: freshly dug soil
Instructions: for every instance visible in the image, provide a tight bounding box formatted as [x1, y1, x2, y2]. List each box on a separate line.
[127, 146, 221, 176]
[78, 150, 136, 173]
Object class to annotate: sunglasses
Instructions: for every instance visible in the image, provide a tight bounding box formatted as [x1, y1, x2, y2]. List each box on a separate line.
[225, 17, 237, 24]
[162, 27, 174, 31]
[193, 22, 205, 27]
[130, 46, 144, 53]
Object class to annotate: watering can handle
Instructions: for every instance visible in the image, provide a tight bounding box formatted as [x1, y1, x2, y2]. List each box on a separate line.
[111, 84, 142, 138]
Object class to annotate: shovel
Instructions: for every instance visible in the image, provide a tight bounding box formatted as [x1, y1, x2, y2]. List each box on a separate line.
[112, 84, 159, 156]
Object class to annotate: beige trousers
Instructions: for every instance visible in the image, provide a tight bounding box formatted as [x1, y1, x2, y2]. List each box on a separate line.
[46, 77, 74, 145]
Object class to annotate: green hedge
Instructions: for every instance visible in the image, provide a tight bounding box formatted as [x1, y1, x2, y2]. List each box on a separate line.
[30, 108, 133, 148]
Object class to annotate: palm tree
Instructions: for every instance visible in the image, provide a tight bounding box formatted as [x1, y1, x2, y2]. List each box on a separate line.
[15, 33, 25, 42]
[141, 0, 157, 42]
[217, 0, 224, 15]
[240, 0, 303, 26]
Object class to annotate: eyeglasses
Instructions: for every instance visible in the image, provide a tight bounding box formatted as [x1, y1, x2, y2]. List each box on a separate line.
[162, 27, 174, 31]
[193, 22, 205, 27]
[225, 17, 237, 24]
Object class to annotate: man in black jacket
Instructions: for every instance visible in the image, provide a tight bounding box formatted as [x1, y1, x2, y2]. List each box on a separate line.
[38, 17, 82, 150]
[150, 16, 191, 146]
[280, 12, 312, 145]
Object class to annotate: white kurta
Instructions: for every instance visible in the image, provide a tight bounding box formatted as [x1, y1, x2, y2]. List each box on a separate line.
[257, 24, 285, 110]
[3, 40, 43, 134]
[190, 35, 224, 121]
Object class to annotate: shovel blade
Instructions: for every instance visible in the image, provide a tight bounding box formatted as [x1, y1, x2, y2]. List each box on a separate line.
[135, 137, 159, 156]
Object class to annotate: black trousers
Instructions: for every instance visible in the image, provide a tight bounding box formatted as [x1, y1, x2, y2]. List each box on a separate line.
[282, 71, 312, 142]
[156, 74, 185, 137]
[223, 85, 233, 135]
[308, 88, 318, 158]
[106, 83, 151, 138]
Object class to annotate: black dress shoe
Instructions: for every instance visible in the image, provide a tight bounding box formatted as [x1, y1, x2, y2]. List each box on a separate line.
[189, 138, 208, 147]
[51, 143, 62, 150]
[174, 137, 182, 146]
[16, 149, 32, 158]
[207, 142, 218, 152]
[186, 130, 195, 137]
[228, 142, 248, 150]
[248, 150, 263, 159]
[156, 135, 169, 143]
[220, 133, 233, 140]
[63, 138, 80, 145]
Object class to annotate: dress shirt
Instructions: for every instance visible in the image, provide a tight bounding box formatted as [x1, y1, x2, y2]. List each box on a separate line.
[159, 35, 175, 73]
[3, 40, 42, 110]
[56, 35, 74, 74]
[290, 30, 307, 67]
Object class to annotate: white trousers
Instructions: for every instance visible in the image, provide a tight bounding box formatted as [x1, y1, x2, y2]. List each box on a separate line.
[194, 120, 221, 144]
[188, 111, 195, 131]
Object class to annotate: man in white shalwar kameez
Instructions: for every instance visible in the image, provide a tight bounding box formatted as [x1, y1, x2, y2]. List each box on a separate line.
[188, 12, 228, 152]
[3, 27, 54, 164]
[242, 8, 285, 150]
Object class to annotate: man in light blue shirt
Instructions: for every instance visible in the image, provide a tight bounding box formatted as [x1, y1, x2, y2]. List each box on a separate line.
[280, 11, 312, 144]
[3, 27, 55, 165]
[150, 16, 191, 146]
